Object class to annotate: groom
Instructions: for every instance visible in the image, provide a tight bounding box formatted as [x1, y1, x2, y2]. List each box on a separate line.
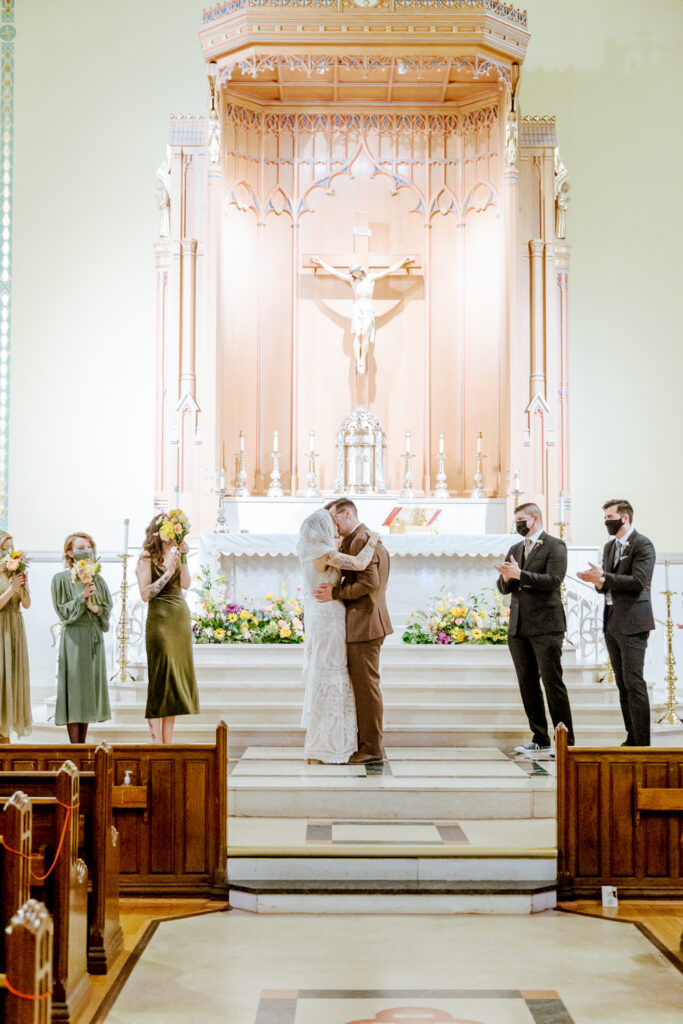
[314, 498, 392, 764]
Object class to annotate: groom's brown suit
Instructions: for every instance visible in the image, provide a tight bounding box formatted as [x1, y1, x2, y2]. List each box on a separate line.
[332, 523, 392, 756]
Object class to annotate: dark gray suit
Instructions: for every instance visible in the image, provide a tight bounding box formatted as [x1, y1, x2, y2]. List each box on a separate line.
[600, 529, 655, 746]
[497, 531, 574, 747]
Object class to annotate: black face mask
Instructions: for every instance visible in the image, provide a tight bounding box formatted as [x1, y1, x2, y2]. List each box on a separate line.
[515, 520, 531, 537]
[605, 519, 624, 536]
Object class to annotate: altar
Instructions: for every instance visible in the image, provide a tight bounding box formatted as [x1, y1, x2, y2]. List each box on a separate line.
[200, 530, 517, 626]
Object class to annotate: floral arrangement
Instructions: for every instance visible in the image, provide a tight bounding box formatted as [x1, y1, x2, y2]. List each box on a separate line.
[0, 549, 28, 578]
[402, 588, 510, 645]
[71, 558, 101, 588]
[191, 567, 304, 645]
[156, 508, 190, 545]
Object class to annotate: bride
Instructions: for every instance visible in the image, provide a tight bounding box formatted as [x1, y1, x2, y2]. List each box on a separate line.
[298, 508, 379, 763]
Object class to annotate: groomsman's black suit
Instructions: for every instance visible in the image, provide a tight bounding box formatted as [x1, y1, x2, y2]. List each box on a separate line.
[497, 531, 575, 747]
[599, 529, 655, 746]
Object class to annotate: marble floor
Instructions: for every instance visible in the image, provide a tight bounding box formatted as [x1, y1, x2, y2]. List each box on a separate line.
[229, 747, 556, 854]
[102, 910, 683, 1023]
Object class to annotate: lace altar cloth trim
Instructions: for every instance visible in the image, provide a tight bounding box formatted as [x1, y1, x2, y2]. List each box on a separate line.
[199, 533, 516, 561]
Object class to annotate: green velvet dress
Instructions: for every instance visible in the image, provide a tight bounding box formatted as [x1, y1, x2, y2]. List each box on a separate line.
[145, 563, 199, 719]
[52, 570, 112, 725]
[0, 576, 32, 738]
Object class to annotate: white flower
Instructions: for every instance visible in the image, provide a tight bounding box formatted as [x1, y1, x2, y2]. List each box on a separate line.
[204, 627, 214, 637]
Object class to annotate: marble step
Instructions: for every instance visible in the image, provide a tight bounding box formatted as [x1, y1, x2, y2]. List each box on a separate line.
[227, 879, 557, 915]
[84, 699, 628, 728]
[108, 677, 624, 707]
[227, 855, 557, 883]
[26, 718, 633, 753]
[229, 774, 557, 819]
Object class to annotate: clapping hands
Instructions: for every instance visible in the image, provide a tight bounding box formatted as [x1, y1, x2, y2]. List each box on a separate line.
[494, 555, 521, 582]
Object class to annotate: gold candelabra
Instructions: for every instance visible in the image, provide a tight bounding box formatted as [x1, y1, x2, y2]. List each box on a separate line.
[111, 552, 135, 683]
[658, 583, 682, 726]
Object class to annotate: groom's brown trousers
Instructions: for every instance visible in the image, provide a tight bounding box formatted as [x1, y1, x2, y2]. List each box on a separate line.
[332, 523, 393, 757]
[347, 638, 385, 755]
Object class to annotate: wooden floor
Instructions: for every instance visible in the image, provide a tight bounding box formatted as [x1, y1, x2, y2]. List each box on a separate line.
[76, 898, 683, 1022]
[78, 899, 230, 1024]
[559, 900, 683, 969]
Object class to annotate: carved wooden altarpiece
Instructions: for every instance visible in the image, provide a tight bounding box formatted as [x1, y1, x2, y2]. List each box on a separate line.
[154, 1, 571, 534]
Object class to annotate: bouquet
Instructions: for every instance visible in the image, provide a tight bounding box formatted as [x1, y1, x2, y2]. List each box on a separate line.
[71, 557, 101, 588]
[402, 587, 510, 645]
[156, 509, 190, 555]
[0, 549, 28, 579]
[192, 569, 305, 645]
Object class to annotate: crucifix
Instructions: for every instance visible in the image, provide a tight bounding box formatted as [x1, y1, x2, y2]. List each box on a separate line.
[308, 213, 418, 401]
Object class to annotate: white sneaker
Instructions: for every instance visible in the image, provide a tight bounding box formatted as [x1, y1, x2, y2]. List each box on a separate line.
[513, 741, 553, 757]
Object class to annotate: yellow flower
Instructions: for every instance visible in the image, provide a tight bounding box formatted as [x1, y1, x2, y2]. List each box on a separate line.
[228, 613, 237, 623]
[279, 626, 291, 639]
[265, 592, 274, 601]
[214, 628, 226, 640]
[472, 629, 482, 639]
[436, 603, 444, 613]
[240, 609, 250, 620]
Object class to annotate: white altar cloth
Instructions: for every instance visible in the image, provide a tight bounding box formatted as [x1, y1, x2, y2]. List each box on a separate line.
[198, 532, 518, 626]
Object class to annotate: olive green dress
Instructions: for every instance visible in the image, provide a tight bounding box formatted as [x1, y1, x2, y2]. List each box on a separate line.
[145, 563, 199, 719]
[0, 576, 32, 738]
[52, 570, 112, 725]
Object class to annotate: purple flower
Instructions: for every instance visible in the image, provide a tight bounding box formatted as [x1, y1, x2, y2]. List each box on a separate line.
[224, 602, 245, 615]
[436, 630, 451, 644]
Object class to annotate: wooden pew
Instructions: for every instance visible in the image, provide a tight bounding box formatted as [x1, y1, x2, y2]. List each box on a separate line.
[556, 724, 683, 899]
[0, 744, 123, 974]
[0, 792, 54, 1024]
[0, 764, 90, 1024]
[0, 722, 229, 900]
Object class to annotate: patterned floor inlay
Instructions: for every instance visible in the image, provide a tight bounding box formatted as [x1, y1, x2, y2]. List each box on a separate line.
[254, 989, 574, 1024]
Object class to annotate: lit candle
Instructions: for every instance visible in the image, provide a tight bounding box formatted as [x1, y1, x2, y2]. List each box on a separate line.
[405, 431, 411, 454]
[439, 433, 444, 455]
[476, 432, 482, 455]
[123, 518, 129, 555]
[239, 431, 245, 452]
[665, 559, 671, 592]
[273, 430, 279, 453]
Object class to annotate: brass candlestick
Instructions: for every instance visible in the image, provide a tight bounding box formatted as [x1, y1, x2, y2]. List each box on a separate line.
[214, 487, 228, 532]
[658, 586, 682, 726]
[471, 432, 486, 499]
[111, 553, 135, 683]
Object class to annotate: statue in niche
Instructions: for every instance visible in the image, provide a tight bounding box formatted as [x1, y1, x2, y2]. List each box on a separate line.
[155, 145, 172, 238]
[208, 112, 221, 164]
[310, 256, 413, 374]
[505, 113, 518, 166]
[554, 147, 570, 239]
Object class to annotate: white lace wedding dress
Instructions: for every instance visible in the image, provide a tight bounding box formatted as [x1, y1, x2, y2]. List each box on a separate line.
[300, 557, 357, 763]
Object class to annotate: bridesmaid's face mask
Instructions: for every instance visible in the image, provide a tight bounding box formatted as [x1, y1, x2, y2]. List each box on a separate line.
[73, 548, 94, 561]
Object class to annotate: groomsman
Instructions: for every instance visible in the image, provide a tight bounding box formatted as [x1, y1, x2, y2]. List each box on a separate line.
[577, 499, 655, 746]
[495, 502, 575, 756]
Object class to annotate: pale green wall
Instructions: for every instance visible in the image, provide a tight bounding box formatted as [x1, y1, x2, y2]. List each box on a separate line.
[9, 0, 683, 549]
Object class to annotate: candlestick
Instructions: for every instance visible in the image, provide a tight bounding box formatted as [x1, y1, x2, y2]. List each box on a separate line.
[433, 440, 449, 497]
[214, 486, 228, 532]
[657, 583, 683, 727]
[471, 434, 486, 499]
[303, 436, 320, 498]
[234, 438, 250, 497]
[123, 518, 129, 556]
[110, 551, 135, 685]
[267, 442, 284, 498]
[400, 443, 415, 499]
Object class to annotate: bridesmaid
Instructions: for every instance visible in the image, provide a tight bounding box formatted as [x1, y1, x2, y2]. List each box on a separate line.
[136, 517, 199, 744]
[52, 532, 112, 744]
[0, 531, 32, 742]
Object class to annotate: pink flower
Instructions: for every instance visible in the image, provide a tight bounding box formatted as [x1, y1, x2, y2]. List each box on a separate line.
[454, 618, 463, 625]
[6, 559, 19, 571]
[278, 619, 287, 628]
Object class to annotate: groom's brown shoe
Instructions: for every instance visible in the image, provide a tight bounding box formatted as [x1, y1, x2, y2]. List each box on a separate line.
[348, 750, 384, 765]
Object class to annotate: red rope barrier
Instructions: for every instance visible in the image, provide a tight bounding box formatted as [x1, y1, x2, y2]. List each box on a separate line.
[3, 977, 52, 1001]
[0, 800, 78, 881]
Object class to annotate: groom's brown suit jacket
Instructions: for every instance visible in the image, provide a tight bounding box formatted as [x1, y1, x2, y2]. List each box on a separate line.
[331, 523, 393, 642]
